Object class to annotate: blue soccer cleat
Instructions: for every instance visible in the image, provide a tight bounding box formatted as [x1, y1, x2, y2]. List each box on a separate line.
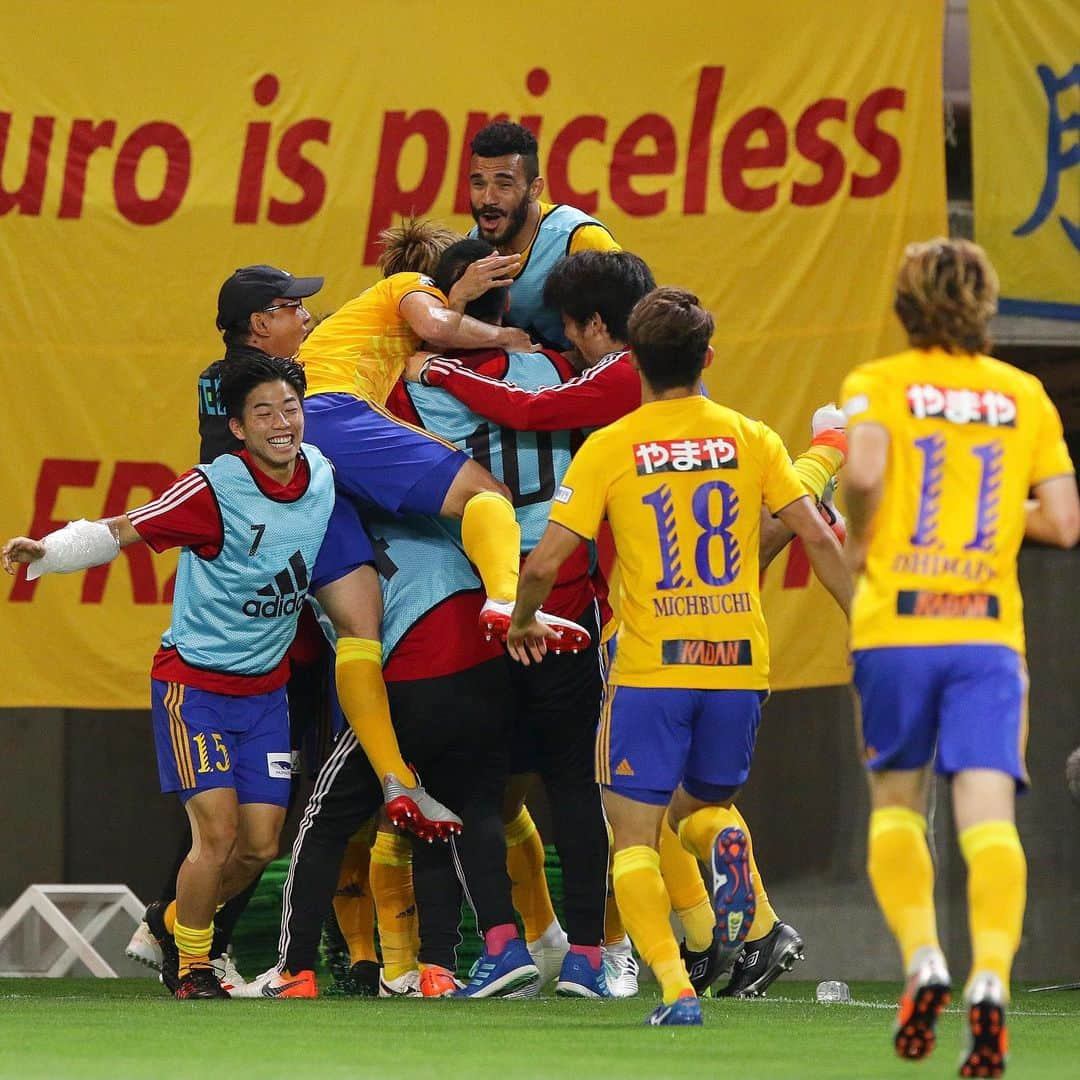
[453, 937, 540, 999]
[555, 949, 611, 998]
[711, 827, 756, 950]
[646, 992, 703, 1026]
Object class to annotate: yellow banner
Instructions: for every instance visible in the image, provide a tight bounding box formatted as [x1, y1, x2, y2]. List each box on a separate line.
[0, 2, 945, 707]
[970, 0, 1080, 319]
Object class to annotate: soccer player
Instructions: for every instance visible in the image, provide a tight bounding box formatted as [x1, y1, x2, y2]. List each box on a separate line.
[468, 120, 619, 348]
[237, 506, 540, 1000]
[295, 223, 590, 795]
[388, 238, 618, 996]
[504, 288, 852, 1025]
[840, 238, 1079, 1076]
[410, 250, 846, 996]
[2, 355, 339, 1000]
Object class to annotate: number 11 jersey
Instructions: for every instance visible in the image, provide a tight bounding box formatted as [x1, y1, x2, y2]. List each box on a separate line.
[840, 347, 1074, 655]
[549, 395, 806, 690]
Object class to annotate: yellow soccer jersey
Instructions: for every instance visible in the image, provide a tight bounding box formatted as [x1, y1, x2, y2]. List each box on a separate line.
[550, 395, 807, 690]
[300, 272, 446, 404]
[841, 347, 1075, 654]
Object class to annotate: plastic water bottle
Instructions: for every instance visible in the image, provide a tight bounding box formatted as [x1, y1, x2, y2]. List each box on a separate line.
[816, 980, 851, 1003]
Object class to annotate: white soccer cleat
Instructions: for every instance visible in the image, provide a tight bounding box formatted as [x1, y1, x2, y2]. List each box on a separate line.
[211, 952, 247, 994]
[378, 968, 422, 998]
[230, 966, 317, 999]
[479, 599, 592, 653]
[124, 920, 163, 971]
[526, 920, 570, 987]
[603, 936, 640, 998]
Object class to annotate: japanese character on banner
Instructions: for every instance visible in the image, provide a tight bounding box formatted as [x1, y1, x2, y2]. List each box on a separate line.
[944, 388, 983, 425]
[702, 437, 736, 467]
[634, 442, 671, 475]
[669, 440, 703, 471]
[981, 391, 1017, 427]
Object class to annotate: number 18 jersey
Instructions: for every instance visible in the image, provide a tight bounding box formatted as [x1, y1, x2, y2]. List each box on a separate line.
[840, 347, 1074, 654]
[549, 395, 806, 690]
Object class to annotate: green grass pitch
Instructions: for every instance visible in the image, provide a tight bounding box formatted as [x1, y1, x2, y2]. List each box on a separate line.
[2, 979, 1079, 1079]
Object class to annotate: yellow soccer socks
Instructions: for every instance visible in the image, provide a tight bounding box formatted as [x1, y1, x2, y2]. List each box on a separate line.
[174, 920, 213, 979]
[504, 806, 558, 942]
[867, 807, 941, 972]
[334, 826, 378, 967]
[659, 814, 714, 952]
[460, 491, 521, 602]
[613, 845, 693, 1005]
[370, 828, 419, 981]
[959, 820, 1026, 997]
[335, 637, 414, 786]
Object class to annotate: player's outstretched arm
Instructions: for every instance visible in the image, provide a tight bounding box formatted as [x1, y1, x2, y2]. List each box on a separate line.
[1025, 475, 1080, 549]
[776, 496, 853, 618]
[507, 522, 583, 665]
[1, 515, 141, 578]
[400, 292, 538, 354]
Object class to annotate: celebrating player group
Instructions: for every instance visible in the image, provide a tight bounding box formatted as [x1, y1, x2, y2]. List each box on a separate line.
[3, 121, 1076, 1079]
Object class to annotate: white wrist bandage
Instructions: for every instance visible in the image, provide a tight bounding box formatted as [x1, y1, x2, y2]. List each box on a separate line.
[27, 519, 121, 580]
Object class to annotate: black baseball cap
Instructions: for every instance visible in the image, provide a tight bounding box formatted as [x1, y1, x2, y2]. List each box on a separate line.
[216, 264, 324, 330]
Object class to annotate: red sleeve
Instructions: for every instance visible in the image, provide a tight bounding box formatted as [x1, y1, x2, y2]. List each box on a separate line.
[127, 469, 223, 556]
[450, 346, 509, 374]
[434, 352, 640, 431]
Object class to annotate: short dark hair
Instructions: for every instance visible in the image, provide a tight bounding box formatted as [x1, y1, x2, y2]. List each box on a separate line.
[627, 288, 715, 392]
[543, 251, 656, 343]
[219, 354, 306, 420]
[894, 237, 999, 355]
[471, 121, 540, 184]
[434, 238, 507, 325]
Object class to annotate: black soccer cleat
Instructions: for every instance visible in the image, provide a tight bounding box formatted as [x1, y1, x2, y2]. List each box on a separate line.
[717, 920, 805, 998]
[337, 959, 381, 997]
[959, 973, 1007, 1078]
[144, 900, 181, 994]
[680, 927, 741, 996]
[174, 965, 230, 1000]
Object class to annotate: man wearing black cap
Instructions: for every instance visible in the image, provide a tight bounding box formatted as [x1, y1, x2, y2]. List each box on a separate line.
[200, 264, 325, 463]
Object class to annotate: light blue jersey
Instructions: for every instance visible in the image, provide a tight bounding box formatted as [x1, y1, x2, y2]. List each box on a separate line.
[404, 352, 577, 551]
[163, 447, 335, 675]
[470, 204, 609, 348]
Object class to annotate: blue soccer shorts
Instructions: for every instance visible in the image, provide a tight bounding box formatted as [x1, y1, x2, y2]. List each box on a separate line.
[852, 644, 1029, 789]
[304, 392, 468, 515]
[597, 684, 766, 805]
[151, 681, 294, 806]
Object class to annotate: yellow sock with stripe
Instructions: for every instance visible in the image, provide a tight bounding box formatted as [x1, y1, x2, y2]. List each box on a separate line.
[370, 829, 418, 981]
[460, 491, 521, 601]
[163, 900, 177, 936]
[730, 805, 778, 943]
[504, 807, 557, 942]
[612, 845, 693, 1005]
[792, 430, 846, 502]
[334, 829, 378, 966]
[867, 807, 940, 971]
[659, 814, 714, 952]
[959, 820, 1026, 998]
[335, 637, 414, 785]
[676, 805, 739, 864]
[174, 920, 213, 979]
